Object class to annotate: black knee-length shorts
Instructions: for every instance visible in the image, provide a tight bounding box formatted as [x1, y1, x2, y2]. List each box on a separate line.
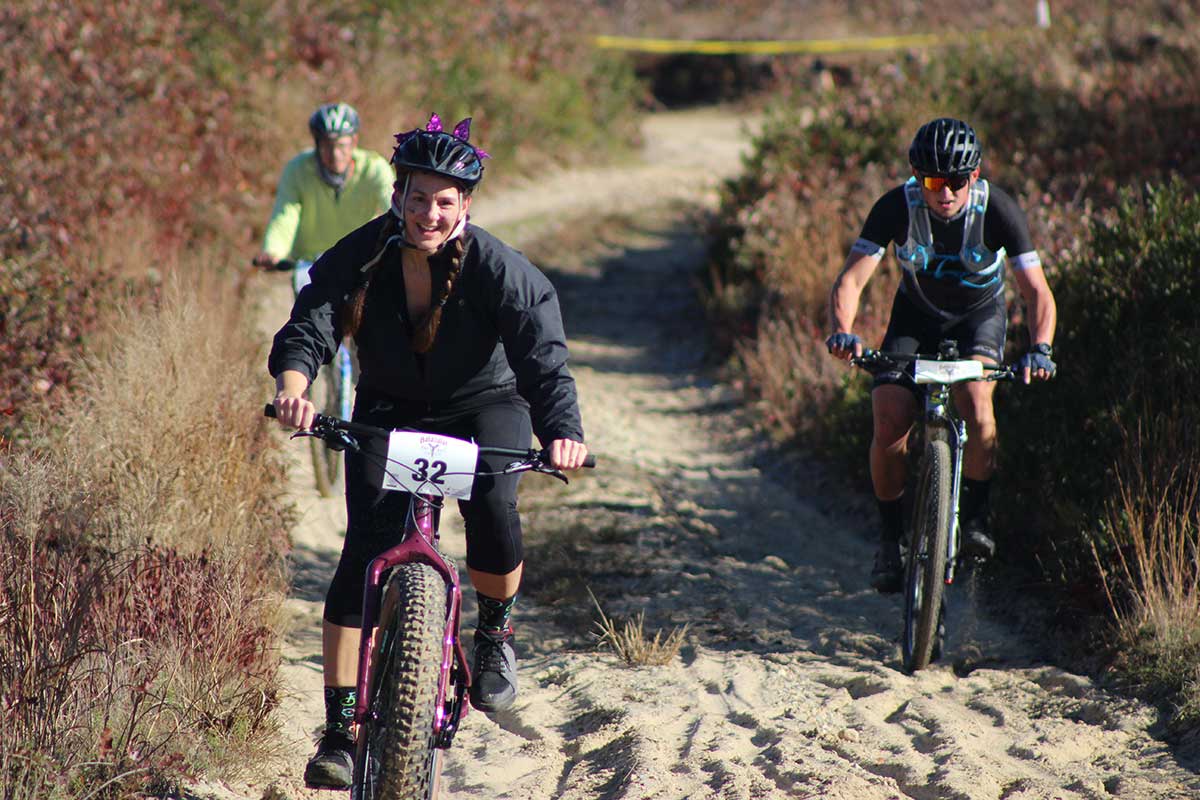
[323, 389, 532, 628]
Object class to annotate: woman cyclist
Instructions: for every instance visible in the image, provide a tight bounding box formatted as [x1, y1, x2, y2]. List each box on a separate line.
[268, 113, 589, 789]
[826, 117, 1057, 595]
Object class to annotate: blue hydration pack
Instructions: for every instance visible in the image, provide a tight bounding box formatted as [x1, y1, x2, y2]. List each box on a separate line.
[895, 177, 1005, 319]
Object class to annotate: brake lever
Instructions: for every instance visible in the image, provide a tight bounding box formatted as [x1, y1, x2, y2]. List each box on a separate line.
[501, 458, 570, 483]
[290, 428, 361, 453]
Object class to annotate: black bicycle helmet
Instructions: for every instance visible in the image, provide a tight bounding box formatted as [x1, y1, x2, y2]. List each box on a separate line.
[391, 113, 487, 189]
[309, 102, 361, 139]
[908, 118, 981, 176]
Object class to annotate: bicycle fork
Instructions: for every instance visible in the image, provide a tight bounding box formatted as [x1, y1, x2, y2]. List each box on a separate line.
[354, 498, 472, 750]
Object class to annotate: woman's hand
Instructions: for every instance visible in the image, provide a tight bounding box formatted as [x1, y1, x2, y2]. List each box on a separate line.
[548, 438, 589, 471]
[273, 394, 316, 430]
[273, 370, 315, 429]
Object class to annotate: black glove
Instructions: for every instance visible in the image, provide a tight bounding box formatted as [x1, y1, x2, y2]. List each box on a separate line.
[825, 332, 862, 355]
[1017, 342, 1056, 378]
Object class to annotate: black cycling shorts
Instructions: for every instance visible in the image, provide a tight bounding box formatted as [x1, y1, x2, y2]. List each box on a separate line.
[873, 288, 1007, 390]
[323, 389, 532, 628]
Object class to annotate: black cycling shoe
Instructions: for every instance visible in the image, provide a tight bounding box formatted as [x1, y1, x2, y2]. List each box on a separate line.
[959, 523, 996, 562]
[303, 729, 355, 789]
[870, 540, 904, 594]
[470, 627, 517, 712]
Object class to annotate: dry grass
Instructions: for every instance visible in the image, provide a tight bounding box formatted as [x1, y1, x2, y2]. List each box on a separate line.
[735, 308, 857, 440]
[59, 253, 288, 556]
[1095, 418, 1200, 726]
[589, 588, 688, 667]
[0, 246, 294, 796]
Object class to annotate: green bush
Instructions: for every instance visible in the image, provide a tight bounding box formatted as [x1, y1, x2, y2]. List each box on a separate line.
[997, 178, 1200, 569]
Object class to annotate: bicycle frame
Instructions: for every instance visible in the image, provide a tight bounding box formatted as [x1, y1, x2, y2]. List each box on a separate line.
[354, 495, 470, 750]
[263, 403, 591, 794]
[854, 343, 1014, 584]
[336, 347, 355, 420]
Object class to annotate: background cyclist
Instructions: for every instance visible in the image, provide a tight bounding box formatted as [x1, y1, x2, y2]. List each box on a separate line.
[825, 117, 1058, 594]
[252, 102, 394, 269]
[268, 113, 589, 789]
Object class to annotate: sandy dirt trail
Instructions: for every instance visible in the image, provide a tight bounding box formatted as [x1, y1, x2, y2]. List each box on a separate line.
[222, 108, 1200, 800]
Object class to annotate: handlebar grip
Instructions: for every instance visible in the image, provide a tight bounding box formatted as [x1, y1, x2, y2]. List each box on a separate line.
[583, 454, 596, 468]
[264, 403, 277, 419]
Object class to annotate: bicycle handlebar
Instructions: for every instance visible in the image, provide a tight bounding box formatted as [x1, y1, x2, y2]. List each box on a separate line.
[851, 349, 1016, 382]
[263, 404, 597, 469]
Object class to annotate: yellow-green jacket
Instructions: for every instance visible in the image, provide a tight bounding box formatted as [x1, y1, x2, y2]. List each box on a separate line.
[262, 148, 394, 261]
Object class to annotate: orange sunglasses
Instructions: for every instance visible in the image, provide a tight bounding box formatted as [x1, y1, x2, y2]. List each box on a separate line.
[920, 173, 972, 192]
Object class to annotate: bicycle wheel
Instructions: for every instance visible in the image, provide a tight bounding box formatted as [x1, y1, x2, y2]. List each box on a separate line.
[357, 563, 448, 800]
[308, 361, 345, 497]
[902, 425, 952, 673]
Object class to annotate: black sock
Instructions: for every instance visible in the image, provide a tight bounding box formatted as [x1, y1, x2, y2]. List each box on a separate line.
[877, 496, 905, 543]
[960, 478, 992, 528]
[323, 685, 357, 737]
[477, 592, 515, 634]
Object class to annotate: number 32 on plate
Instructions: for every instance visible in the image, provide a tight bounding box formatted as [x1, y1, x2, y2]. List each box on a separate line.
[380, 431, 480, 499]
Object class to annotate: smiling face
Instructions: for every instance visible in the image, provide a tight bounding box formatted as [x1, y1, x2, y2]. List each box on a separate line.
[400, 171, 471, 252]
[916, 167, 979, 220]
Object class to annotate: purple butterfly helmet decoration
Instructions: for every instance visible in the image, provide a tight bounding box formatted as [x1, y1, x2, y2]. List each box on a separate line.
[391, 112, 489, 189]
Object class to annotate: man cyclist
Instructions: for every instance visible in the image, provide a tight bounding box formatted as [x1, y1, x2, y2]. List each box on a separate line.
[826, 117, 1057, 593]
[252, 102, 394, 268]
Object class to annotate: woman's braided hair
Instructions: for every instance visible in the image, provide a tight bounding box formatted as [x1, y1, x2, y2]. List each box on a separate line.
[410, 235, 465, 353]
[341, 214, 397, 341]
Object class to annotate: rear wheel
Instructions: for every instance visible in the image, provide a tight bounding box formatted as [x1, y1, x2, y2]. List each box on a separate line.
[308, 360, 346, 497]
[356, 563, 448, 800]
[902, 426, 952, 673]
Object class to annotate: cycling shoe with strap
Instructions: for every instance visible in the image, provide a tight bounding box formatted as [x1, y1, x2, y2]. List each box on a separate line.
[303, 728, 355, 789]
[470, 627, 518, 712]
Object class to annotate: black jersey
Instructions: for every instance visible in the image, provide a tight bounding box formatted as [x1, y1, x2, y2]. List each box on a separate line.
[854, 182, 1038, 315]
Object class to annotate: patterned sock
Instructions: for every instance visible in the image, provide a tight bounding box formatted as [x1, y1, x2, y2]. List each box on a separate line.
[323, 685, 357, 737]
[476, 592, 516, 635]
[877, 496, 905, 543]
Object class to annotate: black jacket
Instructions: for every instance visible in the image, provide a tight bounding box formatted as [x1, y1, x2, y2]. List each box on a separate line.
[268, 215, 584, 445]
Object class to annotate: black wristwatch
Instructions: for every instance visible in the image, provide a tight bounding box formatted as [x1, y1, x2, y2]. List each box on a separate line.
[1032, 342, 1053, 357]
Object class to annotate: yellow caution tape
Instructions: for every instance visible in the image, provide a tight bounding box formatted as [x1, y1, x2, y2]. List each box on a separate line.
[593, 31, 1024, 56]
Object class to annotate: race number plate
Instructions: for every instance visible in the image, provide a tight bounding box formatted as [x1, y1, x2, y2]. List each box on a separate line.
[379, 431, 480, 499]
[912, 359, 984, 385]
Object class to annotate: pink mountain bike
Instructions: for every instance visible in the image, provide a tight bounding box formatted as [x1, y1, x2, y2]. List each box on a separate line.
[264, 404, 594, 798]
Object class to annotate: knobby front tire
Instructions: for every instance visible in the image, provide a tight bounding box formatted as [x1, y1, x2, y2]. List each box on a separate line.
[358, 563, 448, 800]
[308, 361, 346, 498]
[902, 426, 952, 673]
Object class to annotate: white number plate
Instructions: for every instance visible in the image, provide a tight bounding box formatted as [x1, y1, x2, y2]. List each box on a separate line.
[912, 359, 984, 385]
[379, 431, 480, 499]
